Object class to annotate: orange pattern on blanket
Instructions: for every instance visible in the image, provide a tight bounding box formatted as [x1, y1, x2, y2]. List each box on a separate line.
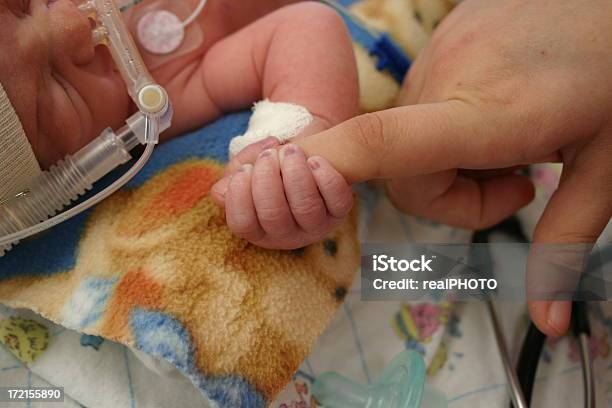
[128, 165, 221, 235]
[0, 158, 359, 404]
[100, 269, 163, 340]
[149, 166, 218, 216]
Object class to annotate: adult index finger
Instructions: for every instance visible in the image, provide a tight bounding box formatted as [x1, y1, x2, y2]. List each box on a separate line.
[294, 100, 526, 183]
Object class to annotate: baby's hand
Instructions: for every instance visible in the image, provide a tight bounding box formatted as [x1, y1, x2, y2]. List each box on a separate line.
[211, 138, 353, 250]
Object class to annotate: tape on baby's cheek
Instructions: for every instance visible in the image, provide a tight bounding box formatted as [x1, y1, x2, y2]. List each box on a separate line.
[229, 99, 313, 158]
[0, 85, 41, 201]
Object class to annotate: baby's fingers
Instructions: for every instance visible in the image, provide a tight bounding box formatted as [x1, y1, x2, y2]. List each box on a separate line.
[307, 156, 354, 219]
[279, 145, 328, 233]
[252, 149, 299, 237]
[212, 137, 280, 206]
[225, 137, 280, 176]
[225, 164, 265, 242]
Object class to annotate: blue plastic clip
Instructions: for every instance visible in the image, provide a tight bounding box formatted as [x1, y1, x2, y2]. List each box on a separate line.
[320, 0, 411, 84]
[369, 34, 412, 83]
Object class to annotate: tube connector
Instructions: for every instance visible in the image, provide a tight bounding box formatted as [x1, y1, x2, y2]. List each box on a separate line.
[138, 85, 167, 115]
[0, 0, 173, 255]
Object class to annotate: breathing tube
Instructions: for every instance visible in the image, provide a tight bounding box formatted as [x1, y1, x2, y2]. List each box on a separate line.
[0, 0, 172, 255]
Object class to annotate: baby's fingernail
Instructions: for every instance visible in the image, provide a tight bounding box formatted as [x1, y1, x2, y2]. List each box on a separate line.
[307, 157, 321, 170]
[259, 149, 276, 159]
[239, 163, 253, 173]
[212, 177, 230, 197]
[280, 144, 301, 162]
[261, 137, 279, 149]
[282, 145, 296, 155]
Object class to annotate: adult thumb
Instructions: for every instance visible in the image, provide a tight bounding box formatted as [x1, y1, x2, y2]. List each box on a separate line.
[527, 159, 612, 336]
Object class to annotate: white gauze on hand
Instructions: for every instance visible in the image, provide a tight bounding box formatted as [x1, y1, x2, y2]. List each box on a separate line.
[229, 99, 313, 158]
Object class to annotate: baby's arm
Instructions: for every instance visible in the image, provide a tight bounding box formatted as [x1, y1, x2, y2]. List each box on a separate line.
[174, 2, 358, 133]
[189, 3, 359, 249]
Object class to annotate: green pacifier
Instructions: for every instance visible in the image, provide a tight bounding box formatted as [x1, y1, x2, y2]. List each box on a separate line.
[312, 350, 447, 408]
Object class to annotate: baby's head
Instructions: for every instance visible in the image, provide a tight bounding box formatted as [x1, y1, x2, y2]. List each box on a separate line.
[0, 0, 129, 168]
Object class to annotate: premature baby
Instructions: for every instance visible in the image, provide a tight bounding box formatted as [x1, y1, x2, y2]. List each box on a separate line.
[0, 0, 359, 249]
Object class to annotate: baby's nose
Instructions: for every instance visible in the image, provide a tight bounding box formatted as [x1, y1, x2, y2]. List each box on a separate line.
[49, 0, 96, 65]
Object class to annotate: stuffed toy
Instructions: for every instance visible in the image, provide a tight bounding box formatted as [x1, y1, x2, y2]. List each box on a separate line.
[350, 0, 455, 111]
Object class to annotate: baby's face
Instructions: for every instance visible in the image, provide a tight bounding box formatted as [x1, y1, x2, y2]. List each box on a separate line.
[0, 0, 129, 167]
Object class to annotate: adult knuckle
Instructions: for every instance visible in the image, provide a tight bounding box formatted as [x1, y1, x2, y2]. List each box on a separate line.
[351, 113, 389, 160]
[428, 33, 474, 81]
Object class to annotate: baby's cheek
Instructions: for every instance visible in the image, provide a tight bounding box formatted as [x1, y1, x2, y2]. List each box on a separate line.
[82, 70, 132, 135]
[41, 81, 83, 152]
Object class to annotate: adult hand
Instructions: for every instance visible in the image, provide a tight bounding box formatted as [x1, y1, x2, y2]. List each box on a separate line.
[294, 0, 612, 336]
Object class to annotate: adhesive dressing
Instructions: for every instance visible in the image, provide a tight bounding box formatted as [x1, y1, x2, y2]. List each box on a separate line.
[123, 0, 207, 69]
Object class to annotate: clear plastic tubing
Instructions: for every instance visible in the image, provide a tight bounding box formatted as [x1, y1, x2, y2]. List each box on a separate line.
[182, 0, 207, 27]
[0, 112, 171, 253]
[0, 0, 172, 254]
